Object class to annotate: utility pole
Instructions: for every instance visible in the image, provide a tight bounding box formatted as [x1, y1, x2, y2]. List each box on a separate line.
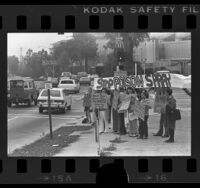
[20, 47, 23, 63]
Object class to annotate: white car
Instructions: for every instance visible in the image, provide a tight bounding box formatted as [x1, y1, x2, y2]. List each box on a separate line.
[37, 88, 72, 113]
[79, 77, 91, 85]
[58, 79, 80, 93]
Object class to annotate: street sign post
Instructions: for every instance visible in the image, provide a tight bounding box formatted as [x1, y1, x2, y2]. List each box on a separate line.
[45, 82, 53, 139]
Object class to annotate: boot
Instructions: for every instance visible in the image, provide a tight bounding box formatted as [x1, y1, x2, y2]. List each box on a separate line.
[165, 129, 174, 143]
[171, 129, 175, 142]
[153, 130, 163, 136]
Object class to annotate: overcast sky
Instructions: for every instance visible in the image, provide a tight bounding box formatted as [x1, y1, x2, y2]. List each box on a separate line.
[8, 32, 190, 58]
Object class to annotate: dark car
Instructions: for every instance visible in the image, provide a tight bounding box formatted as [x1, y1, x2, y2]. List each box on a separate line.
[7, 77, 38, 107]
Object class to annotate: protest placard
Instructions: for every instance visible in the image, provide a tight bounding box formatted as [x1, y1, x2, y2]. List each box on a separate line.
[114, 70, 127, 77]
[118, 97, 131, 113]
[153, 89, 167, 113]
[112, 90, 119, 110]
[92, 93, 107, 110]
[93, 73, 172, 90]
[133, 100, 145, 120]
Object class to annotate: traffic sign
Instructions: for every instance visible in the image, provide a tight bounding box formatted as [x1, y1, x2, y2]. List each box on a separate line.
[45, 82, 52, 89]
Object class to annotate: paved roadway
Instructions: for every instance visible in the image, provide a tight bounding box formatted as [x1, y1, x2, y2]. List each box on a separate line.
[7, 86, 191, 155]
[7, 85, 89, 154]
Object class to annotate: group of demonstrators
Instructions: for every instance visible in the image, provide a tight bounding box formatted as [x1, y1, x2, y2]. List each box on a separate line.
[80, 83, 178, 143]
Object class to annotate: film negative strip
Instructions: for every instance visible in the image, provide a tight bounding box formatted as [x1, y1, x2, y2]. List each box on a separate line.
[0, 4, 199, 183]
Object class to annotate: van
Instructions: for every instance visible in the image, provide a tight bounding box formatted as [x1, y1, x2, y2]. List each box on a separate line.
[7, 77, 38, 107]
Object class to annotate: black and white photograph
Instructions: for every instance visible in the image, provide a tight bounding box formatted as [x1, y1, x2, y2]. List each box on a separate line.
[7, 32, 191, 157]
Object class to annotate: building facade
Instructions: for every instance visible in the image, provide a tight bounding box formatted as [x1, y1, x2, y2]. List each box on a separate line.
[133, 38, 191, 75]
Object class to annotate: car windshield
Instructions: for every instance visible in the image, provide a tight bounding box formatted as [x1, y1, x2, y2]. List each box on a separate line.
[41, 90, 61, 97]
[10, 80, 24, 88]
[60, 80, 74, 84]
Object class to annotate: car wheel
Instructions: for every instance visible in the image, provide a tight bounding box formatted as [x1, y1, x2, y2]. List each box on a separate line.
[39, 107, 43, 113]
[67, 105, 71, 110]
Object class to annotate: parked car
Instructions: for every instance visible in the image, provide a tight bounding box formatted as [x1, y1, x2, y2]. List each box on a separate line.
[37, 88, 72, 113]
[77, 72, 88, 80]
[58, 79, 80, 93]
[79, 77, 91, 85]
[7, 77, 38, 107]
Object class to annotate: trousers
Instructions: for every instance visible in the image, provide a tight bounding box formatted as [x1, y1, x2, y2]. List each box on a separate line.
[99, 110, 109, 133]
[139, 115, 149, 138]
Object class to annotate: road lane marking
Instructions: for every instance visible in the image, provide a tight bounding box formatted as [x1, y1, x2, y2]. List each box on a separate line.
[8, 116, 18, 122]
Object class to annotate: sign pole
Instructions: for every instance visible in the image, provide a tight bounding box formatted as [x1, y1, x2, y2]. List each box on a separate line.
[135, 63, 137, 75]
[97, 108, 101, 155]
[47, 88, 53, 139]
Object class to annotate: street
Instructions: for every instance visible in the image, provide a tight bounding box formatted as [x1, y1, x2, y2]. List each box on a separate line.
[7, 85, 89, 154]
[8, 86, 191, 156]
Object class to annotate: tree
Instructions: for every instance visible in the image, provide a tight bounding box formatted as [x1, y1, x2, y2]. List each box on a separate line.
[8, 56, 19, 76]
[51, 33, 98, 74]
[20, 49, 51, 78]
[105, 33, 149, 74]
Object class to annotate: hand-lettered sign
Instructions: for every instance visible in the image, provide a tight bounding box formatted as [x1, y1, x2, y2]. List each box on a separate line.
[133, 100, 145, 120]
[93, 73, 171, 90]
[118, 97, 131, 113]
[92, 93, 107, 110]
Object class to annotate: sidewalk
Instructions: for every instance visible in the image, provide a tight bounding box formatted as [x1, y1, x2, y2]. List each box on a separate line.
[55, 109, 191, 156]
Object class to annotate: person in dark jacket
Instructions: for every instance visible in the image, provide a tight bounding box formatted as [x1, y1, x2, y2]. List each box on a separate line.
[138, 90, 151, 139]
[165, 88, 176, 143]
[112, 88, 120, 133]
[153, 89, 169, 137]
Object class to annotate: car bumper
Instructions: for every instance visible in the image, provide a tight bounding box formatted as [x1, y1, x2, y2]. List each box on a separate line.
[38, 103, 66, 109]
[63, 88, 79, 93]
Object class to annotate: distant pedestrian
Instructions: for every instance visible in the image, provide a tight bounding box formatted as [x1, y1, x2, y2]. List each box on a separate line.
[165, 88, 177, 143]
[138, 90, 151, 139]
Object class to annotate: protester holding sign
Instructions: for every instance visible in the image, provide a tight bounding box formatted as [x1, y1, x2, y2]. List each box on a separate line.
[127, 87, 138, 137]
[117, 87, 127, 135]
[106, 88, 112, 124]
[98, 88, 111, 134]
[112, 88, 120, 133]
[138, 90, 152, 139]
